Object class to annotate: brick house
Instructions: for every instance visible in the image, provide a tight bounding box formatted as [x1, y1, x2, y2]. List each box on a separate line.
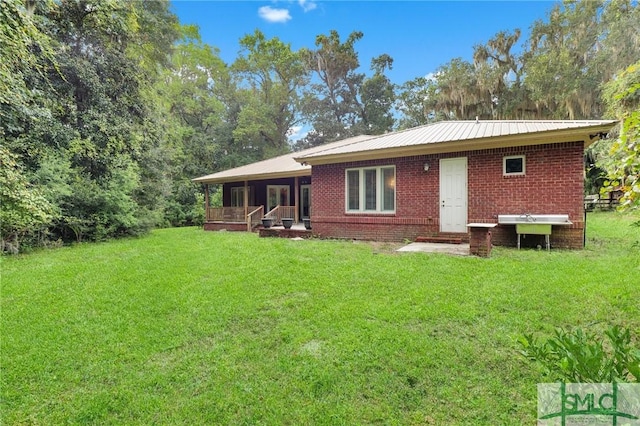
[193, 120, 616, 249]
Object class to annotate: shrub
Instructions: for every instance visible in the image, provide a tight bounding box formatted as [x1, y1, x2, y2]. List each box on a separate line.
[0, 147, 54, 253]
[518, 325, 640, 383]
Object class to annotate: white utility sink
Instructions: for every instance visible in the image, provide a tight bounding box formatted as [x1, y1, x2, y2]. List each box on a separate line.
[497, 214, 572, 225]
[497, 214, 573, 250]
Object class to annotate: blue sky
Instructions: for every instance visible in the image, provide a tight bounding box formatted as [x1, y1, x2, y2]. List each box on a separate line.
[170, 0, 558, 85]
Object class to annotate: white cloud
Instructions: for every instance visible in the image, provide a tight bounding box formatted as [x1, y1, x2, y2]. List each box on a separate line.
[258, 6, 292, 23]
[298, 0, 317, 12]
[287, 125, 305, 141]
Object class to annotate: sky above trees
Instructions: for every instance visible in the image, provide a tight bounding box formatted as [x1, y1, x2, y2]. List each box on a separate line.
[170, 0, 554, 85]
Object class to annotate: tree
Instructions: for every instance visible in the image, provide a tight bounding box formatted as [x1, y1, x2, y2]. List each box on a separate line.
[1, 0, 186, 244]
[0, 0, 55, 135]
[358, 54, 396, 135]
[473, 29, 523, 119]
[599, 61, 640, 211]
[393, 1, 638, 125]
[299, 30, 395, 147]
[162, 26, 228, 172]
[523, 1, 626, 119]
[232, 30, 308, 156]
[150, 25, 230, 226]
[0, 146, 53, 253]
[433, 58, 480, 119]
[595, 0, 640, 83]
[396, 75, 439, 129]
[299, 30, 365, 144]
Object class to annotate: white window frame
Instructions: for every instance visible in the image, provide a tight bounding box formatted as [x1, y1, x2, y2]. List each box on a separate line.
[503, 155, 526, 176]
[266, 185, 290, 212]
[345, 166, 396, 214]
[230, 186, 253, 207]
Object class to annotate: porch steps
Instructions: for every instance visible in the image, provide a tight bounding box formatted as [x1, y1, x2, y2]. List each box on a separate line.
[415, 234, 466, 244]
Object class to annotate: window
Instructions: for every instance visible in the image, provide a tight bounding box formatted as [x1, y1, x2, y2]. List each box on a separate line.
[345, 166, 395, 213]
[230, 186, 253, 207]
[503, 155, 525, 176]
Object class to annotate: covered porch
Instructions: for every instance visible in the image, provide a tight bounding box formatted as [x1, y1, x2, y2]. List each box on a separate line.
[193, 135, 375, 235]
[201, 175, 311, 232]
[204, 204, 301, 232]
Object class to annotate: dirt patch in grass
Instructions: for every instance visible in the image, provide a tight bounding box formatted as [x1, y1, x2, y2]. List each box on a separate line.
[352, 239, 404, 254]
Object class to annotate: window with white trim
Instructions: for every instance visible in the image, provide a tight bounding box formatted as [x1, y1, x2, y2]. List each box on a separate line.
[503, 155, 525, 176]
[345, 166, 395, 213]
[230, 186, 254, 207]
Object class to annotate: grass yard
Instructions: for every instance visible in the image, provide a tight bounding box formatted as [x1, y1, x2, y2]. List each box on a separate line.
[2, 212, 639, 425]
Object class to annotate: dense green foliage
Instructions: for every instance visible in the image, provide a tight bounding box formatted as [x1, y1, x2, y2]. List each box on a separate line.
[0, 146, 53, 252]
[598, 61, 640, 211]
[1, 212, 638, 424]
[1, 0, 638, 251]
[1, 0, 182, 247]
[519, 326, 640, 383]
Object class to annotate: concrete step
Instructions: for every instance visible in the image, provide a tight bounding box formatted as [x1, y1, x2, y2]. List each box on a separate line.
[415, 235, 464, 244]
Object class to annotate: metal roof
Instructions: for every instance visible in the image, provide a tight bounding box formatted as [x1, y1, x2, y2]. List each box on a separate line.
[192, 134, 375, 184]
[193, 120, 618, 183]
[295, 120, 618, 165]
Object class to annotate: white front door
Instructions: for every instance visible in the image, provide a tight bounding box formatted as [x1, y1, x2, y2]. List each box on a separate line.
[440, 157, 468, 233]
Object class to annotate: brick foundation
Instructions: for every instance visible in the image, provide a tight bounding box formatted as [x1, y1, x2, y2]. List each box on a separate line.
[259, 228, 313, 239]
[204, 222, 248, 232]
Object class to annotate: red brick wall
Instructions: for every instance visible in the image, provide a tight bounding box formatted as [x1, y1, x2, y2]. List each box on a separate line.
[204, 222, 247, 232]
[469, 227, 493, 257]
[310, 142, 586, 248]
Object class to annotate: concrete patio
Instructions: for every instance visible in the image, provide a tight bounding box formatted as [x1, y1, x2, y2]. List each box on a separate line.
[396, 242, 471, 256]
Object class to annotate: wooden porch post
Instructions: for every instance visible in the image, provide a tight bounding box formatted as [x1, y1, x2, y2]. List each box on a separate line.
[294, 176, 299, 223]
[244, 180, 249, 231]
[204, 184, 209, 222]
[243, 180, 249, 217]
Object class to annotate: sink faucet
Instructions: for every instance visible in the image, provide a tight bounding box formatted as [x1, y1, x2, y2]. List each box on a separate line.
[520, 213, 536, 222]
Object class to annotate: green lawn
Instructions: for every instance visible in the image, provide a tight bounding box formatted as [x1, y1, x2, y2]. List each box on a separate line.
[2, 212, 639, 425]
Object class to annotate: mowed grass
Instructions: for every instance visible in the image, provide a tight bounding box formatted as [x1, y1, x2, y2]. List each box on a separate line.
[2, 212, 639, 425]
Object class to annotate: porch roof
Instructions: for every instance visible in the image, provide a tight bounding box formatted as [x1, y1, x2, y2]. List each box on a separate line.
[294, 120, 618, 165]
[192, 135, 375, 184]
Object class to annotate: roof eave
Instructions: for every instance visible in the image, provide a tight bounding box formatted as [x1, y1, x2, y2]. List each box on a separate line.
[192, 168, 311, 184]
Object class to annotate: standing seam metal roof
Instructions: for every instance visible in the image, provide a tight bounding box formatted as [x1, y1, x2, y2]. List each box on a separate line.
[191, 134, 376, 183]
[295, 120, 617, 160]
[193, 120, 617, 183]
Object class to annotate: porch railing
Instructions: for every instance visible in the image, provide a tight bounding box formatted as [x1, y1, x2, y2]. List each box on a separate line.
[207, 205, 297, 229]
[247, 206, 264, 231]
[206, 206, 261, 223]
[264, 205, 297, 225]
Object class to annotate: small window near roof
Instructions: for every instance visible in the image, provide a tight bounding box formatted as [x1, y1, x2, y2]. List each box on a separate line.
[503, 155, 525, 176]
